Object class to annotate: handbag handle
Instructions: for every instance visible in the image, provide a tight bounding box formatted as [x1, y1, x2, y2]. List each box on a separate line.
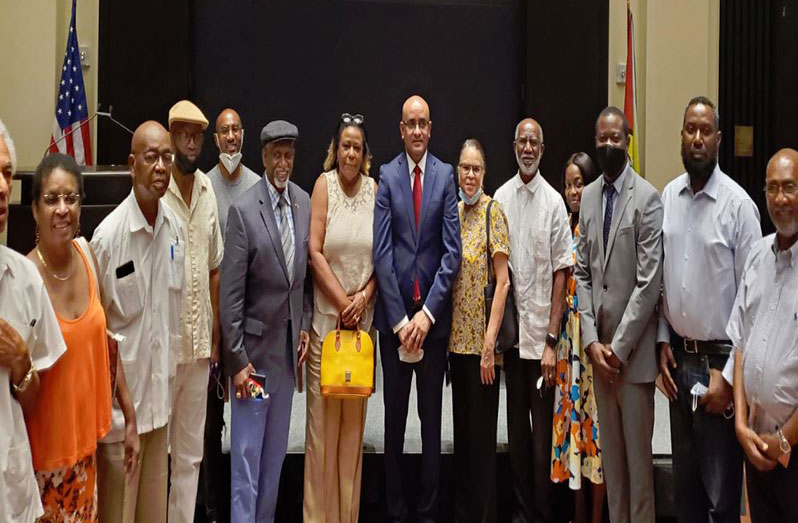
[334, 316, 362, 353]
[485, 199, 495, 285]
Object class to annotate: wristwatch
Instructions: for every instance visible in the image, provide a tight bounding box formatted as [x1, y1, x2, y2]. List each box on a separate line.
[11, 360, 36, 396]
[545, 333, 558, 348]
[777, 428, 792, 467]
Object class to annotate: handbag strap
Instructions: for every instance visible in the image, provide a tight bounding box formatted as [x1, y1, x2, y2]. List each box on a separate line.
[485, 199, 495, 285]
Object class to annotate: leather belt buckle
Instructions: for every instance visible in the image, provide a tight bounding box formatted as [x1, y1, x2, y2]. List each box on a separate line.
[684, 338, 699, 354]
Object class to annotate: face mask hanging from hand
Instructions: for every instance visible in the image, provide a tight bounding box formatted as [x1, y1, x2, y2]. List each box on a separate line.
[215, 130, 244, 174]
[596, 144, 627, 177]
[458, 187, 483, 205]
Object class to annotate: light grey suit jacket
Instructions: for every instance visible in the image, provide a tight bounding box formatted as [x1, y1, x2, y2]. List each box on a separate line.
[220, 178, 312, 393]
[574, 164, 663, 383]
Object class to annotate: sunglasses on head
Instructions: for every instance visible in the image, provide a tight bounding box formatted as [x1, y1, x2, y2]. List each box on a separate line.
[341, 113, 365, 126]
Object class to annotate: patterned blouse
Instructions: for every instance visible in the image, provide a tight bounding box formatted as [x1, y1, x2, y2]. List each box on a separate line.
[448, 194, 510, 356]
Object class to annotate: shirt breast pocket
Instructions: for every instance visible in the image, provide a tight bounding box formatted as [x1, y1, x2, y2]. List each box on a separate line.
[115, 272, 143, 319]
[169, 242, 185, 291]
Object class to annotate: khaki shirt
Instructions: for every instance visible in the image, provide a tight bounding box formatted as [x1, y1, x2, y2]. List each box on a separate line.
[164, 169, 224, 364]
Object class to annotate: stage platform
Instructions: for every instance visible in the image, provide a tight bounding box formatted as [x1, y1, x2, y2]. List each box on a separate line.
[200, 353, 678, 522]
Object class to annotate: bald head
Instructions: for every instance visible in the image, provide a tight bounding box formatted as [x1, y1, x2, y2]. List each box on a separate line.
[214, 108, 244, 158]
[514, 118, 544, 143]
[129, 120, 173, 204]
[514, 118, 545, 177]
[131, 120, 170, 155]
[400, 94, 432, 162]
[766, 148, 798, 246]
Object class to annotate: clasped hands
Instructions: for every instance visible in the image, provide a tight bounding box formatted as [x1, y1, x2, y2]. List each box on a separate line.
[398, 310, 432, 354]
[587, 341, 622, 381]
[341, 292, 367, 329]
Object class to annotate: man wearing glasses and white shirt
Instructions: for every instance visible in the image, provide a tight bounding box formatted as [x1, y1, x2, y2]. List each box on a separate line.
[493, 117, 572, 523]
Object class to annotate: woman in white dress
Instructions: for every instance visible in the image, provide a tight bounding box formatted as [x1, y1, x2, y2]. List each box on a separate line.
[304, 113, 378, 523]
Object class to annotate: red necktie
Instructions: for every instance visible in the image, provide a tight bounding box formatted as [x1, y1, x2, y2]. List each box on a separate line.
[413, 165, 422, 301]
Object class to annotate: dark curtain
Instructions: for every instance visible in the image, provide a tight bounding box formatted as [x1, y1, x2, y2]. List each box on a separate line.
[719, 0, 773, 233]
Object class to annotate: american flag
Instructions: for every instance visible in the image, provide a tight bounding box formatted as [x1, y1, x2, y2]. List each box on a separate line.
[49, 0, 92, 165]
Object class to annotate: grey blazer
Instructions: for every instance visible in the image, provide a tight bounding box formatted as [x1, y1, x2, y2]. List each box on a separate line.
[574, 164, 663, 383]
[220, 178, 312, 392]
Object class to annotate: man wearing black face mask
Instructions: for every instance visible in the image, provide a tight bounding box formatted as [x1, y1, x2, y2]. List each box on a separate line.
[573, 106, 663, 523]
[658, 97, 761, 523]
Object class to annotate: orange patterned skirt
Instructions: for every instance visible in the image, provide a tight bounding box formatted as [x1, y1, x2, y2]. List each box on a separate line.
[35, 453, 97, 522]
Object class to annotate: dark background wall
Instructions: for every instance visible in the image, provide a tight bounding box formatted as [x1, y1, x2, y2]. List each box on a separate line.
[98, 0, 609, 196]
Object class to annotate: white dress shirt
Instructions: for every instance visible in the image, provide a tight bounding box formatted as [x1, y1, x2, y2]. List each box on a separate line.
[91, 191, 184, 442]
[727, 235, 798, 433]
[392, 151, 436, 333]
[658, 166, 761, 383]
[494, 171, 573, 359]
[0, 245, 66, 522]
[163, 170, 224, 364]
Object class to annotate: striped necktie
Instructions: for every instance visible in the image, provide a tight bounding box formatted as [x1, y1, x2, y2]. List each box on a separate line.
[278, 194, 294, 283]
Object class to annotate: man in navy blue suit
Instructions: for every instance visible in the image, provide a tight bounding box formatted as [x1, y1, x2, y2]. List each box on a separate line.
[373, 95, 462, 522]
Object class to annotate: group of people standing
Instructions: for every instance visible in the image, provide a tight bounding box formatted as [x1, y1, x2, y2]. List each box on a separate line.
[0, 90, 795, 523]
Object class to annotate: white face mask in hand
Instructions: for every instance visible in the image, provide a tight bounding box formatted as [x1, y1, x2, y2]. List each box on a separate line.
[215, 131, 244, 174]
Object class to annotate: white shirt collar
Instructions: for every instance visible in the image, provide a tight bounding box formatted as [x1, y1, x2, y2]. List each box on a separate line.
[678, 163, 722, 200]
[513, 169, 542, 195]
[406, 151, 428, 177]
[127, 191, 165, 234]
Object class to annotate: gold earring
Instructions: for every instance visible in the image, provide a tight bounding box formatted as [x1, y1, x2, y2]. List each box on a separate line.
[74, 222, 81, 239]
[35, 223, 39, 245]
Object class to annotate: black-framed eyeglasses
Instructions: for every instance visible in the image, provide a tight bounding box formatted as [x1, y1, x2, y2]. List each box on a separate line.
[341, 113, 365, 126]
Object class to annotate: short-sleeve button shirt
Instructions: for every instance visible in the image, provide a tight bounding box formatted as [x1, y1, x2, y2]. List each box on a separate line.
[726, 234, 798, 433]
[164, 169, 224, 363]
[91, 192, 184, 442]
[0, 245, 66, 522]
[494, 172, 573, 360]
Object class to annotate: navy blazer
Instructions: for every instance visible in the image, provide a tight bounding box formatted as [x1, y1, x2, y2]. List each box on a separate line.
[373, 152, 462, 343]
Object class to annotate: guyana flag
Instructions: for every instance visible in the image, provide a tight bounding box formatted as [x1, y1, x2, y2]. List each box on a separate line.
[624, 1, 641, 173]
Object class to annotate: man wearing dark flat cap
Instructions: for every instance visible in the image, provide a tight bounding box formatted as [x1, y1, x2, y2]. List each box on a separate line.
[220, 120, 312, 523]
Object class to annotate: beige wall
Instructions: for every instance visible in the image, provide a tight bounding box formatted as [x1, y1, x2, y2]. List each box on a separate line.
[0, 0, 98, 244]
[608, 0, 719, 192]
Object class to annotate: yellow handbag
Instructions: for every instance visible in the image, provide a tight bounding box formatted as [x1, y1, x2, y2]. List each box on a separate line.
[321, 320, 374, 399]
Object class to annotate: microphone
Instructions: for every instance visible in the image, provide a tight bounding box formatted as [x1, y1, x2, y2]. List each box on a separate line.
[44, 104, 134, 159]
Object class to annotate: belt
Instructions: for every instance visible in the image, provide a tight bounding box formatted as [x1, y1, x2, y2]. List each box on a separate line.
[670, 330, 732, 357]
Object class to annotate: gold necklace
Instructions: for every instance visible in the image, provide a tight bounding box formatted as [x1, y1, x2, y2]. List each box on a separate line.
[36, 245, 74, 282]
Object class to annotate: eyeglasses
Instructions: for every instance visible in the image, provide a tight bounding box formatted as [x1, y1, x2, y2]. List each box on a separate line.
[764, 183, 798, 197]
[141, 151, 175, 167]
[217, 125, 242, 135]
[458, 163, 484, 176]
[341, 113, 364, 125]
[515, 137, 542, 149]
[42, 193, 80, 207]
[173, 130, 204, 145]
[402, 119, 429, 131]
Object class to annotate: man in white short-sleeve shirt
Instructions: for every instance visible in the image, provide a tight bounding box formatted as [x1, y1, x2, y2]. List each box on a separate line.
[493, 117, 572, 523]
[0, 119, 67, 523]
[92, 121, 184, 523]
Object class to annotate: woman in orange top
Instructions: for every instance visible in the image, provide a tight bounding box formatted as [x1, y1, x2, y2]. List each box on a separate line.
[24, 154, 139, 521]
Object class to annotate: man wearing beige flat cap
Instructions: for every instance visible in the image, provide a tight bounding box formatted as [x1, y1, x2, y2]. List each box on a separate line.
[163, 100, 224, 523]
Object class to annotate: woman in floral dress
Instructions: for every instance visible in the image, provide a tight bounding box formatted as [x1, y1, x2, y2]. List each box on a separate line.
[550, 152, 605, 523]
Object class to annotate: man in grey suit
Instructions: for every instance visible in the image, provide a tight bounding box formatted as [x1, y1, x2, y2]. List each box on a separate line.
[220, 120, 312, 523]
[574, 106, 664, 523]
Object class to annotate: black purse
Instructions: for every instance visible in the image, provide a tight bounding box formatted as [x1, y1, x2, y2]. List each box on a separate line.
[483, 200, 519, 354]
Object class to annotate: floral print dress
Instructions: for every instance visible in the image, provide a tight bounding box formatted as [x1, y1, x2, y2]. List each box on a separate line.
[550, 225, 603, 488]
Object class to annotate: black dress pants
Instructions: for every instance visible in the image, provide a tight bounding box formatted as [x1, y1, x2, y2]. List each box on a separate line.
[380, 331, 447, 523]
[450, 352, 500, 523]
[745, 449, 798, 523]
[504, 350, 560, 523]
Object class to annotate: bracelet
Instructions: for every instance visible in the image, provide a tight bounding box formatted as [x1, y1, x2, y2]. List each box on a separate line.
[778, 428, 792, 455]
[12, 360, 36, 395]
